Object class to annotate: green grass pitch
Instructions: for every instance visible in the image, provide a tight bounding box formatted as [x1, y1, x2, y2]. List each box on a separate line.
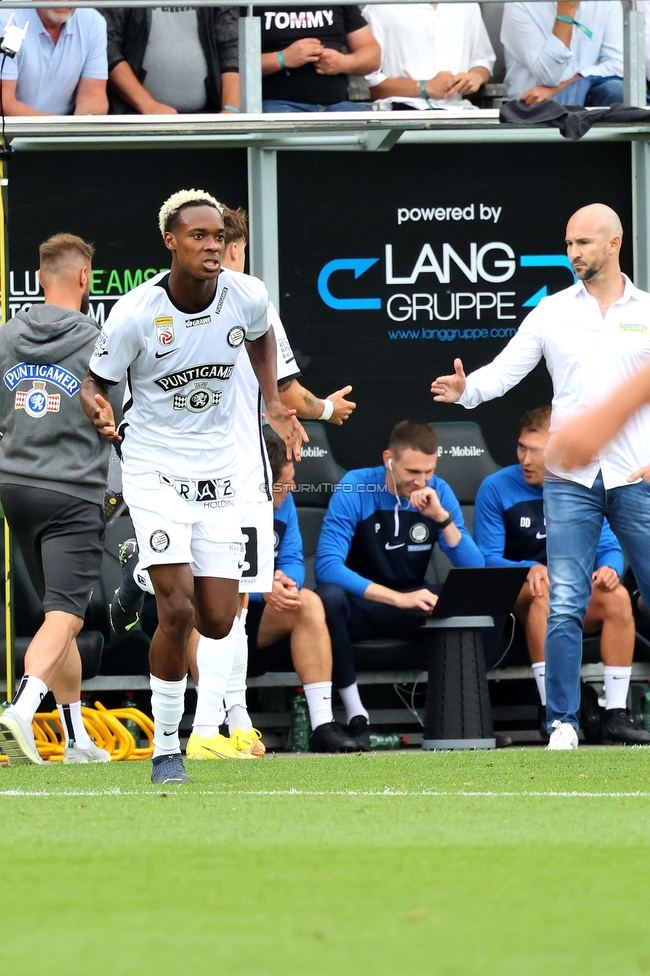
[2, 749, 650, 976]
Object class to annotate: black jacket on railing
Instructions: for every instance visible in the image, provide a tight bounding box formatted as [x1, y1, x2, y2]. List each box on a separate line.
[101, 6, 239, 113]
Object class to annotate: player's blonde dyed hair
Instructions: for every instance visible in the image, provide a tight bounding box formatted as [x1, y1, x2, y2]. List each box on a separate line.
[158, 189, 224, 237]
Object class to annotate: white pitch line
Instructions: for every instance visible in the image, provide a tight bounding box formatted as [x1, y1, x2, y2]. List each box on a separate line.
[0, 788, 648, 798]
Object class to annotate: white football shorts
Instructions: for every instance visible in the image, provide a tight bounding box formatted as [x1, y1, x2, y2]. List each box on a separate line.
[121, 466, 244, 579]
[239, 498, 274, 594]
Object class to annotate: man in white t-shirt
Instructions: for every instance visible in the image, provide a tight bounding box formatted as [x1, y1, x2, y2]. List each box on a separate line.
[362, 3, 495, 111]
[81, 189, 305, 785]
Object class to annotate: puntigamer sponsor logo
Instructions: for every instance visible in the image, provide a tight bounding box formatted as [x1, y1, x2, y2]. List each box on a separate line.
[155, 363, 235, 392]
[3, 362, 81, 396]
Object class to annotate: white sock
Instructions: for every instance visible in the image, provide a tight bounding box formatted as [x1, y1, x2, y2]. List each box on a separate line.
[12, 674, 48, 723]
[225, 610, 251, 732]
[133, 559, 155, 595]
[192, 621, 238, 738]
[57, 701, 92, 748]
[150, 673, 186, 758]
[338, 682, 369, 724]
[304, 681, 333, 731]
[604, 665, 631, 711]
[531, 661, 546, 706]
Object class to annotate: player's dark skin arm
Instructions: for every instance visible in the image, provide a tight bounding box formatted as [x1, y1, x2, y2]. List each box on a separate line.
[246, 327, 308, 460]
[80, 372, 121, 441]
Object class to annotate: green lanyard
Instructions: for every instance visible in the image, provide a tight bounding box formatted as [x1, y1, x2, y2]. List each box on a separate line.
[556, 14, 593, 38]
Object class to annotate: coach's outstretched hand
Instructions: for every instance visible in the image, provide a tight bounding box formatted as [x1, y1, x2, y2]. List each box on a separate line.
[265, 400, 308, 461]
[326, 385, 356, 425]
[431, 358, 466, 403]
[91, 393, 121, 442]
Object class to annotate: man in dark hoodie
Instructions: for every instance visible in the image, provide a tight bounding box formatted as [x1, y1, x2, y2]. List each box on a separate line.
[0, 233, 115, 766]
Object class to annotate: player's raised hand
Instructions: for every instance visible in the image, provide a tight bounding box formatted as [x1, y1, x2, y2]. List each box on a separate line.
[431, 358, 466, 402]
[325, 385, 356, 425]
[264, 400, 308, 461]
[92, 393, 121, 442]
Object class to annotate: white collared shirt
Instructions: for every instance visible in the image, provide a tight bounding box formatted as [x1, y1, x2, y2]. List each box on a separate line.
[362, 3, 495, 112]
[458, 275, 650, 489]
[501, 1, 623, 99]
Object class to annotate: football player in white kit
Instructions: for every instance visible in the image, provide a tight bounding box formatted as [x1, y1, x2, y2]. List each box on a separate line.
[81, 190, 305, 785]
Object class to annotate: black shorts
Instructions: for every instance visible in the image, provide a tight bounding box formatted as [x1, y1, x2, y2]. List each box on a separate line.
[0, 484, 105, 618]
[245, 600, 294, 678]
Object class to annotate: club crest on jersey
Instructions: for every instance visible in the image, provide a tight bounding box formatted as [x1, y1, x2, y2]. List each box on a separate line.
[227, 326, 245, 348]
[15, 381, 60, 418]
[150, 530, 170, 553]
[173, 382, 223, 413]
[155, 316, 175, 346]
[410, 523, 429, 543]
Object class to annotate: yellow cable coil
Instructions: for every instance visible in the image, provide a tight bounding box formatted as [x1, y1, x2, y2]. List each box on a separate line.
[0, 702, 155, 763]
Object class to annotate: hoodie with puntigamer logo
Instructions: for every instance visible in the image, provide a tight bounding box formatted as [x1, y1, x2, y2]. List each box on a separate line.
[0, 304, 120, 506]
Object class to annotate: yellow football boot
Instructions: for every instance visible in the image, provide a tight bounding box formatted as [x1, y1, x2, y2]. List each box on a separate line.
[186, 731, 252, 760]
[229, 727, 266, 758]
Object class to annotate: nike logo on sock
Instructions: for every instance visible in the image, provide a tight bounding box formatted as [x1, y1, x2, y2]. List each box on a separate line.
[162, 729, 178, 736]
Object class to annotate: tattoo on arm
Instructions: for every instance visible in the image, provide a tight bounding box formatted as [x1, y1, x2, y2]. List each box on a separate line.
[277, 379, 294, 394]
[301, 390, 321, 416]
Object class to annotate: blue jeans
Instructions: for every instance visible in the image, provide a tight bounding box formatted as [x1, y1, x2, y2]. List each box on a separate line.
[554, 75, 624, 106]
[544, 472, 650, 730]
[262, 99, 371, 113]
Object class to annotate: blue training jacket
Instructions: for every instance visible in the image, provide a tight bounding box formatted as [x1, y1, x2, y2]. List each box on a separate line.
[315, 464, 484, 599]
[473, 464, 624, 575]
[250, 492, 305, 601]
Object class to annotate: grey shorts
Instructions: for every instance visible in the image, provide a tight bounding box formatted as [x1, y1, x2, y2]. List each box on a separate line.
[0, 484, 105, 618]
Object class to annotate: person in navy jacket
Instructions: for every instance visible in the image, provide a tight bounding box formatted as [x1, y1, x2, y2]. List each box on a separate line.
[246, 436, 357, 753]
[473, 405, 649, 745]
[315, 419, 484, 749]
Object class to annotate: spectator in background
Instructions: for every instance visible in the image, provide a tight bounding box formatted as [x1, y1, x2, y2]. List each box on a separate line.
[0, 7, 108, 115]
[102, 7, 239, 114]
[473, 406, 649, 745]
[315, 420, 484, 750]
[260, 5, 379, 112]
[501, 1, 624, 106]
[362, 3, 495, 111]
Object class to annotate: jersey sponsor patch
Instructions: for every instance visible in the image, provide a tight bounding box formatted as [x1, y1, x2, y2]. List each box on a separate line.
[150, 529, 170, 552]
[155, 316, 175, 346]
[185, 315, 211, 329]
[620, 323, 647, 332]
[4, 362, 81, 396]
[227, 326, 245, 347]
[14, 381, 60, 418]
[173, 383, 223, 413]
[215, 287, 229, 315]
[154, 363, 235, 392]
[159, 472, 235, 502]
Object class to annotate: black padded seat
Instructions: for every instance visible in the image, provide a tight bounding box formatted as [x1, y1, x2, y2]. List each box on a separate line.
[430, 421, 500, 504]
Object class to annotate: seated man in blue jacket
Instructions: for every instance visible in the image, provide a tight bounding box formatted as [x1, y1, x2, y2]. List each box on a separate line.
[315, 420, 484, 749]
[247, 437, 357, 753]
[474, 405, 649, 745]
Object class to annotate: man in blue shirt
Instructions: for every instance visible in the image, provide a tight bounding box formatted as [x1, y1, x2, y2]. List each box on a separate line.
[474, 405, 649, 745]
[315, 420, 484, 749]
[245, 436, 357, 753]
[0, 7, 108, 116]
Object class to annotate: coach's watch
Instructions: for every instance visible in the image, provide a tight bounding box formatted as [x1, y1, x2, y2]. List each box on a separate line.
[434, 513, 454, 530]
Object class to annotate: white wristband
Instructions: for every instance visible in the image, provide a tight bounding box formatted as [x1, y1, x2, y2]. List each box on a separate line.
[318, 398, 334, 421]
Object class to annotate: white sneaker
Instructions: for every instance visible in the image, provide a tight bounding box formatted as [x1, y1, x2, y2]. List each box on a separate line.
[546, 720, 579, 751]
[0, 705, 44, 765]
[64, 740, 111, 763]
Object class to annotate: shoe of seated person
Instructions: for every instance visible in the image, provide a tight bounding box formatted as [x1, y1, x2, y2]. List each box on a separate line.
[309, 721, 358, 753]
[546, 720, 578, 750]
[186, 731, 254, 760]
[347, 715, 371, 752]
[151, 753, 191, 784]
[0, 705, 44, 765]
[601, 708, 650, 745]
[64, 739, 112, 763]
[109, 538, 145, 635]
[538, 706, 550, 744]
[229, 727, 266, 757]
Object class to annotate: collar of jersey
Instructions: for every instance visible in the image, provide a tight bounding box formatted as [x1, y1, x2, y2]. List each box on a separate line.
[155, 271, 223, 316]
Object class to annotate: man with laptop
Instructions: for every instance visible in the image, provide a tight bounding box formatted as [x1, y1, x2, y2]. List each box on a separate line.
[473, 405, 649, 745]
[315, 420, 484, 749]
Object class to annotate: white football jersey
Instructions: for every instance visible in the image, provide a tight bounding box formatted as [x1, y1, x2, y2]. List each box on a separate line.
[236, 302, 300, 504]
[89, 270, 269, 480]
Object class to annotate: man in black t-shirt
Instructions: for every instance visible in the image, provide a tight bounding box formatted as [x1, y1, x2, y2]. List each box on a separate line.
[260, 6, 379, 112]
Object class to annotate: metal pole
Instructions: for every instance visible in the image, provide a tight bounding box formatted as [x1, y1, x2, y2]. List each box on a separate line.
[239, 10, 262, 114]
[624, 1, 647, 108]
[633, 140, 650, 289]
[0, 159, 13, 702]
[247, 147, 280, 310]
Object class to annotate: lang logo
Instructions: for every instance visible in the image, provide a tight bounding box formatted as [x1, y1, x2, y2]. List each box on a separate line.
[317, 258, 380, 311]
